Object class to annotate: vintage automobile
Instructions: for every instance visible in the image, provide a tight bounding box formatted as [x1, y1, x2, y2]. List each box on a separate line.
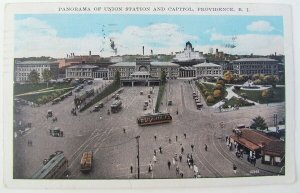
[49, 127, 64, 137]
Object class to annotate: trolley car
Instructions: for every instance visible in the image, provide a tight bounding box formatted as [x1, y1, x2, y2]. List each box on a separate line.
[137, 112, 172, 126]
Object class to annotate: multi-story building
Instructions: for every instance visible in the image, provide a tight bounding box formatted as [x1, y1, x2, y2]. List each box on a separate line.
[14, 61, 59, 83]
[173, 41, 206, 66]
[233, 58, 279, 75]
[193, 62, 223, 78]
[108, 57, 179, 80]
[65, 65, 99, 79]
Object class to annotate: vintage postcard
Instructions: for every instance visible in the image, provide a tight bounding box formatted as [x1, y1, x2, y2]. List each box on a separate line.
[2, 1, 295, 189]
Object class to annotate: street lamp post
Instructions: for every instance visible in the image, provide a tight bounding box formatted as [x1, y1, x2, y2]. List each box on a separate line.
[136, 136, 140, 179]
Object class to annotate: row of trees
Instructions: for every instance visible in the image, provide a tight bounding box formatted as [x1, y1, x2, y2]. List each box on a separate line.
[223, 71, 279, 86]
[28, 69, 53, 85]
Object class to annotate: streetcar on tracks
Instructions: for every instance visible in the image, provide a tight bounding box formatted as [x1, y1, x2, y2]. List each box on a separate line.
[110, 100, 122, 113]
[32, 151, 68, 179]
[137, 112, 172, 126]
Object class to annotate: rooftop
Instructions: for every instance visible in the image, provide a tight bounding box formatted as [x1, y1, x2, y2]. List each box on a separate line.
[110, 62, 136, 67]
[16, 61, 59, 65]
[234, 58, 278, 62]
[151, 62, 179, 67]
[67, 65, 98, 69]
[193, 62, 221, 67]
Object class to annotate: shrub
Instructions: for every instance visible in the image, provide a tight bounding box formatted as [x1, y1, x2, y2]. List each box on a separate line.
[205, 91, 210, 96]
[216, 79, 225, 86]
[207, 95, 215, 103]
[214, 84, 223, 90]
[253, 79, 262, 85]
[213, 89, 222, 98]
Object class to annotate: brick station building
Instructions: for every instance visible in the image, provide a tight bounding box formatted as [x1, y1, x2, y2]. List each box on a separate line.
[229, 128, 285, 166]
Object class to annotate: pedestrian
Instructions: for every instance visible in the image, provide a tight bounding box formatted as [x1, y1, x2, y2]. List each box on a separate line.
[148, 164, 152, 173]
[179, 171, 184, 178]
[191, 144, 194, 151]
[176, 165, 180, 175]
[154, 149, 156, 156]
[167, 160, 171, 170]
[123, 128, 126, 133]
[181, 146, 184, 154]
[204, 144, 208, 151]
[159, 146, 162, 154]
[154, 135, 157, 141]
[253, 156, 256, 166]
[176, 135, 178, 142]
[172, 157, 176, 165]
[174, 153, 178, 161]
[179, 154, 182, 162]
[233, 164, 237, 174]
[184, 133, 186, 139]
[169, 138, 171, 144]
[153, 155, 157, 163]
[130, 164, 133, 173]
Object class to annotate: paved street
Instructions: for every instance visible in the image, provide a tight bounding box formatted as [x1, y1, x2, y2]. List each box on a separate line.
[13, 79, 285, 179]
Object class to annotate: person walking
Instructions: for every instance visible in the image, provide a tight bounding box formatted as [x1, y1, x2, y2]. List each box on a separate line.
[184, 133, 186, 139]
[154, 149, 157, 156]
[191, 144, 194, 151]
[181, 146, 184, 154]
[167, 160, 171, 170]
[154, 135, 157, 141]
[159, 146, 162, 154]
[204, 144, 208, 151]
[153, 155, 157, 163]
[130, 164, 133, 173]
[179, 154, 182, 162]
[148, 162, 153, 173]
[233, 164, 237, 174]
[176, 165, 180, 175]
[176, 136, 178, 142]
[179, 170, 184, 178]
[123, 128, 126, 133]
[169, 138, 172, 144]
[172, 157, 176, 165]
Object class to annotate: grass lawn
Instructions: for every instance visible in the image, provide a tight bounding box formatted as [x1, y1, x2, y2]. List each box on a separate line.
[14, 82, 71, 95]
[233, 87, 285, 104]
[196, 82, 227, 106]
[18, 88, 73, 104]
[223, 96, 255, 108]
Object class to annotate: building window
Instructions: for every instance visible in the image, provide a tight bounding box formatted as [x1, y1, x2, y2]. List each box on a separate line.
[275, 157, 281, 163]
[264, 155, 270, 162]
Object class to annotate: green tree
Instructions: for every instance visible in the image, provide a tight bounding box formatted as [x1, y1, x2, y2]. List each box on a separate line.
[160, 70, 167, 84]
[42, 69, 53, 87]
[223, 71, 233, 83]
[206, 95, 214, 103]
[250, 116, 268, 130]
[213, 89, 222, 98]
[114, 70, 121, 85]
[263, 75, 278, 88]
[28, 70, 40, 84]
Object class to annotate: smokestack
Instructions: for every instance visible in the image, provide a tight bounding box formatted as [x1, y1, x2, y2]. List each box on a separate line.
[142, 46, 144, 55]
[151, 50, 153, 55]
[89, 51, 91, 56]
[67, 54, 69, 58]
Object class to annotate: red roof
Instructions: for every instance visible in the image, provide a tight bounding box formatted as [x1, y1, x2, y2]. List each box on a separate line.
[230, 129, 285, 154]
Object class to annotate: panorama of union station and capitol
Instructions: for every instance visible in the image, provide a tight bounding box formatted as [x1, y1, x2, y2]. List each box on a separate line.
[13, 41, 286, 179]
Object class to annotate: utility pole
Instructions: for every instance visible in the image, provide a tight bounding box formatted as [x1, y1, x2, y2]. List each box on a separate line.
[136, 136, 140, 179]
[274, 114, 278, 126]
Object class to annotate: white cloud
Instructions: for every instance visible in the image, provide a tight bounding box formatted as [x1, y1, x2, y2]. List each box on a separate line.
[14, 18, 198, 57]
[209, 33, 283, 55]
[246, 20, 274, 32]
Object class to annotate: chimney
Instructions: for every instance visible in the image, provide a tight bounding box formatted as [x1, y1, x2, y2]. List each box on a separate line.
[216, 49, 219, 54]
[275, 52, 277, 56]
[142, 46, 144, 55]
[89, 51, 91, 56]
[151, 50, 153, 55]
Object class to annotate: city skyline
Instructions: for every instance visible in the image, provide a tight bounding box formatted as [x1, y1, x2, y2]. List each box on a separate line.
[15, 14, 283, 58]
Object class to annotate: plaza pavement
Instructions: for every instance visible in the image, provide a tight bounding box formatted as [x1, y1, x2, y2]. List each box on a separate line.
[13, 79, 285, 179]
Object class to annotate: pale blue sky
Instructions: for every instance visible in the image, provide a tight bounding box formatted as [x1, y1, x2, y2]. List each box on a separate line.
[14, 14, 284, 57]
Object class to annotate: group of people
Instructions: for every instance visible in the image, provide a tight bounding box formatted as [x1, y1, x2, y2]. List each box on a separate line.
[71, 108, 77, 116]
